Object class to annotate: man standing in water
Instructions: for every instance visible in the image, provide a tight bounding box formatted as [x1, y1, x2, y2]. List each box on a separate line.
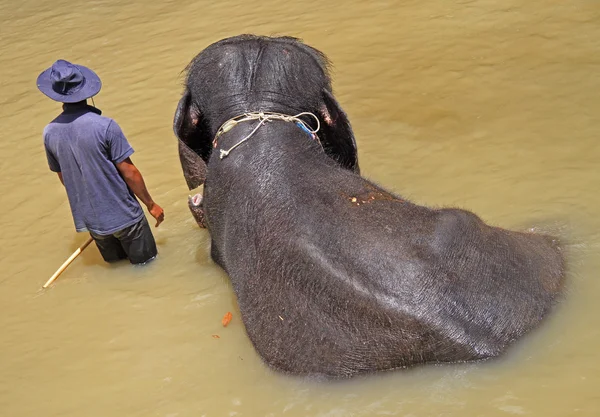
[37, 59, 164, 265]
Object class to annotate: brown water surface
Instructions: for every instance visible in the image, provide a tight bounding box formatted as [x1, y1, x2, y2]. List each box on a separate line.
[1, 0, 599, 415]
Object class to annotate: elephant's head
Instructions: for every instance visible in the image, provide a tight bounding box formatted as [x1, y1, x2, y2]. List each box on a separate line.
[173, 34, 360, 200]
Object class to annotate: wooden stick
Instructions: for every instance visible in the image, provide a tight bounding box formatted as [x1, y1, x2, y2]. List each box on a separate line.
[42, 236, 94, 289]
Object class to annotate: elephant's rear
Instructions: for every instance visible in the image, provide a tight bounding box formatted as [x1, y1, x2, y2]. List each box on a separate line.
[427, 209, 567, 359]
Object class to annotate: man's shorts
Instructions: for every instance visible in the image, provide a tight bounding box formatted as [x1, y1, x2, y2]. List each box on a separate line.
[90, 217, 157, 265]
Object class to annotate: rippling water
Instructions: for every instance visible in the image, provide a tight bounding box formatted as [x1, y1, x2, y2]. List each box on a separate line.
[1, 0, 599, 415]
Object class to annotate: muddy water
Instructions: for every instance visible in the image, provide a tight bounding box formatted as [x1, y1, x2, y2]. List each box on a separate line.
[1, 0, 599, 415]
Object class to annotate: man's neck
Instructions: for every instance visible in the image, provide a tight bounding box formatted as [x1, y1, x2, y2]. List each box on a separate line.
[62, 100, 102, 115]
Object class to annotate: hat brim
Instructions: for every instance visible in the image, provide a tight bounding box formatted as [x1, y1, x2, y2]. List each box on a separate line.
[37, 64, 102, 103]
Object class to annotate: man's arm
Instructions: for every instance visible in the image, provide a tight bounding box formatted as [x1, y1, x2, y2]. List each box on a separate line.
[57, 172, 64, 185]
[115, 157, 164, 227]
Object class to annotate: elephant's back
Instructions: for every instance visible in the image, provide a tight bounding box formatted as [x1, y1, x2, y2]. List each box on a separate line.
[219, 167, 567, 376]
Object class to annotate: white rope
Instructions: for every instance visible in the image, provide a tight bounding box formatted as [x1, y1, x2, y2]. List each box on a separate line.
[213, 111, 321, 159]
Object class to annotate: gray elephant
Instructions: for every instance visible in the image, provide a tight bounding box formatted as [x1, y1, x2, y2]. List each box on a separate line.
[173, 34, 566, 378]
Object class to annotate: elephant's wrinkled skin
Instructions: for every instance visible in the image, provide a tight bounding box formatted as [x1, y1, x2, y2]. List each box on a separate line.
[173, 34, 566, 378]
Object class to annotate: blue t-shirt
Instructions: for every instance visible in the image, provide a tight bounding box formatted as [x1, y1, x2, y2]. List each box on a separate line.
[43, 104, 144, 235]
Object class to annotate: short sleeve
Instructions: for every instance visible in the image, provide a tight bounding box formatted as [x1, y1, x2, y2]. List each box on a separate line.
[106, 120, 134, 163]
[44, 142, 61, 172]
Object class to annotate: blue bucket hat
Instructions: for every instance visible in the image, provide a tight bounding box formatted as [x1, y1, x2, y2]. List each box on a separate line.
[37, 59, 102, 103]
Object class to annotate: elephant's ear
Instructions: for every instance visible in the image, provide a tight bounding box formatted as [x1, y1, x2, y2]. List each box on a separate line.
[173, 89, 212, 190]
[317, 89, 360, 174]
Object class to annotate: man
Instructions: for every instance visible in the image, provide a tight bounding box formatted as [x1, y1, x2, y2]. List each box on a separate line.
[37, 59, 164, 265]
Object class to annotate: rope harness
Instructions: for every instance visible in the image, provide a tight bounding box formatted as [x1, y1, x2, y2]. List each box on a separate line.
[212, 111, 321, 160]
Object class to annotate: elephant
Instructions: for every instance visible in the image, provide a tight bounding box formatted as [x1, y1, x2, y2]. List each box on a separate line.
[173, 34, 566, 378]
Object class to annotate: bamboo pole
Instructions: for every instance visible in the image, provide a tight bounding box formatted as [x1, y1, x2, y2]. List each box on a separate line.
[42, 236, 94, 289]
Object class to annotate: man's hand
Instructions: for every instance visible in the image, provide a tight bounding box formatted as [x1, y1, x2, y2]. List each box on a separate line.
[148, 203, 165, 227]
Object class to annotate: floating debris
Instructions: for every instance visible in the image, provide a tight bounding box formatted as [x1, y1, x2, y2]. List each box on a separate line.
[222, 311, 233, 327]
